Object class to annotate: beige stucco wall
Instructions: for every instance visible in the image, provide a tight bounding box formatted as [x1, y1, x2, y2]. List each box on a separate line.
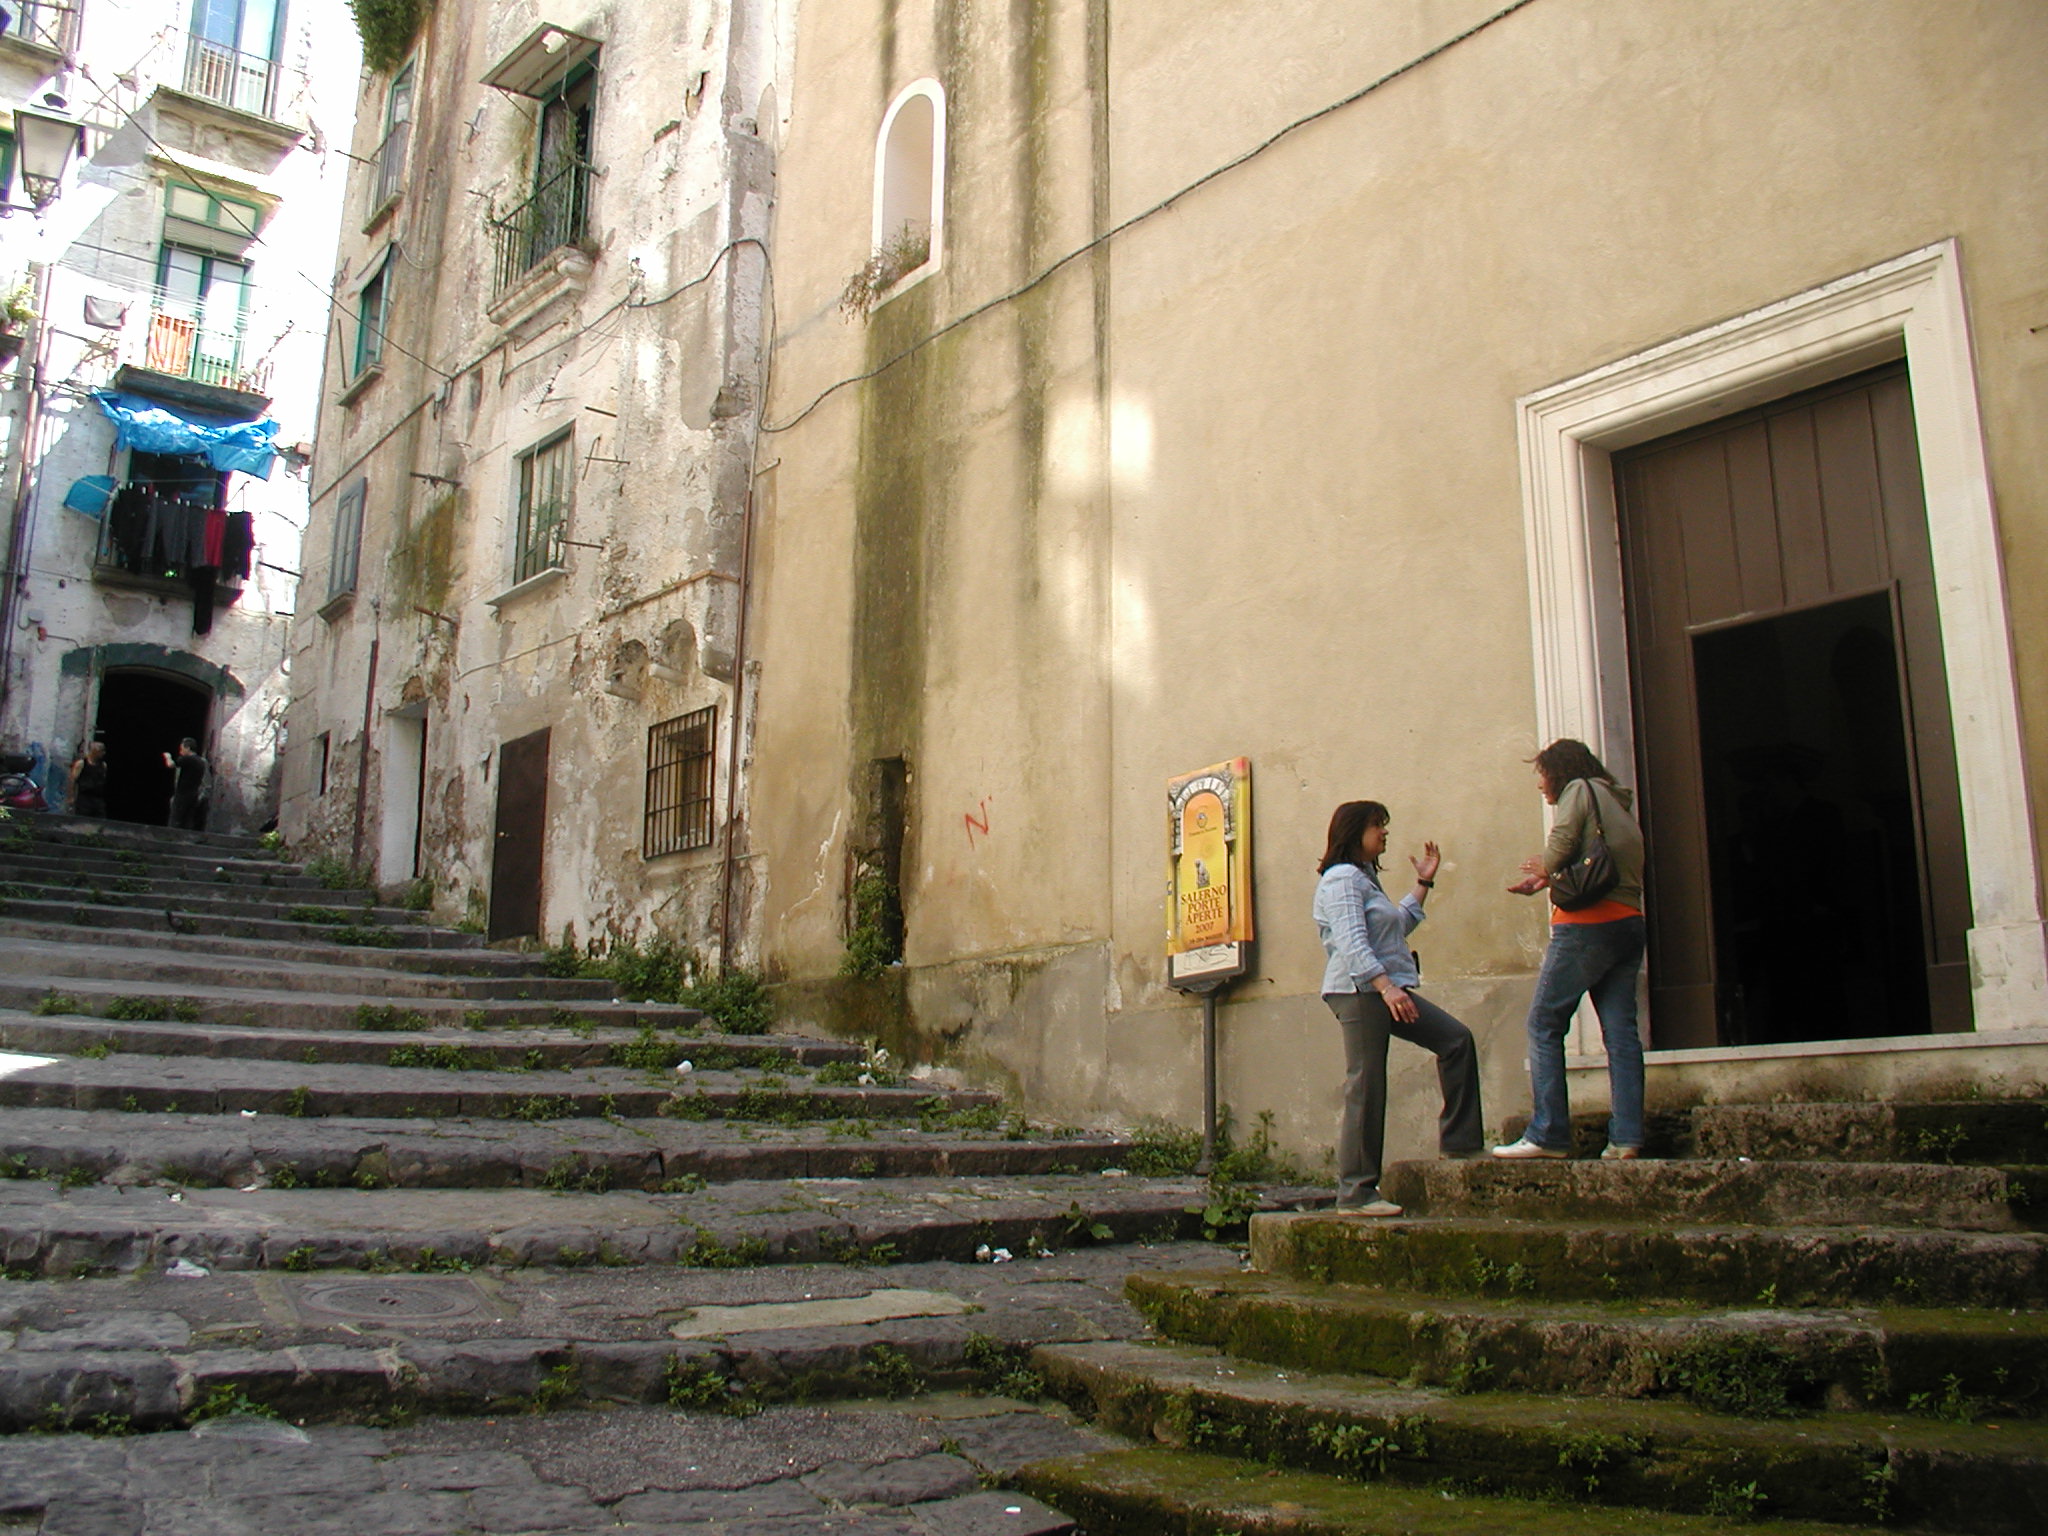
[751, 0, 2048, 1167]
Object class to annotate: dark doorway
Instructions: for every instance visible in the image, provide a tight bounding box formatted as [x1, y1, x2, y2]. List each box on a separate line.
[1617, 364, 1970, 1048]
[93, 670, 211, 826]
[488, 727, 550, 942]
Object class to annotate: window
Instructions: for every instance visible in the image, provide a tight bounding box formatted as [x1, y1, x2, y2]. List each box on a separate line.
[165, 182, 262, 242]
[186, 0, 286, 117]
[488, 63, 595, 298]
[352, 254, 390, 378]
[152, 243, 252, 387]
[316, 731, 330, 795]
[870, 80, 946, 295]
[7, 2, 80, 53]
[327, 476, 365, 603]
[0, 130, 14, 208]
[372, 61, 414, 213]
[644, 707, 716, 856]
[512, 431, 572, 583]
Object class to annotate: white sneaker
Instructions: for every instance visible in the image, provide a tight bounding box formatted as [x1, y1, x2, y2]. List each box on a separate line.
[1491, 1137, 1568, 1159]
[1336, 1198, 1404, 1218]
[1600, 1144, 1641, 1160]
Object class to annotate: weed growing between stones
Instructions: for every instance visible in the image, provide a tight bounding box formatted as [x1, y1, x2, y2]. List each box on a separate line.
[102, 995, 200, 1023]
[821, 1236, 900, 1267]
[851, 1155, 879, 1176]
[1062, 1201, 1115, 1246]
[541, 1159, 615, 1194]
[283, 1085, 312, 1117]
[32, 991, 82, 1016]
[1860, 1458, 1898, 1522]
[1907, 1370, 1990, 1423]
[287, 905, 354, 925]
[281, 1245, 316, 1271]
[511, 1094, 575, 1121]
[120, 1094, 140, 1113]
[355, 1003, 430, 1031]
[1445, 1354, 1496, 1394]
[1660, 1335, 1804, 1417]
[462, 1008, 490, 1029]
[1910, 1122, 1970, 1164]
[399, 877, 433, 911]
[186, 1384, 278, 1425]
[304, 855, 374, 891]
[411, 1248, 472, 1273]
[387, 1042, 494, 1071]
[607, 1025, 679, 1071]
[1304, 1418, 1426, 1481]
[330, 925, 401, 948]
[665, 1356, 759, 1416]
[678, 1228, 769, 1268]
[660, 1171, 708, 1193]
[1705, 1478, 1768, 1519]
[1468, 1256, 1535, 1296]
[963, 1333, 1046, 1400]
[528, 1361, 581, 1413]
[861, 1343, 925, 1399]
[75, 1039, 113, 1059]
[1555, 1430, 1642, 1494]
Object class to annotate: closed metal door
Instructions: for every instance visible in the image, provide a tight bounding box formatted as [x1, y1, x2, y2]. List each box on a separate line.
[488, 728, 550, 942]
[1616, 365, 1970, 1048]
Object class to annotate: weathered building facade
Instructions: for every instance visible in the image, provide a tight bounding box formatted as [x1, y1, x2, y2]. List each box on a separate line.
[0, 0, 358, 831]
[747, 0, 2048, 1157]
[282, 3, 780, 950]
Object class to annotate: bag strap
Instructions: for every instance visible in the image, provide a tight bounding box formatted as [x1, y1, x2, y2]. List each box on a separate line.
[1577, 778, 1608, 838]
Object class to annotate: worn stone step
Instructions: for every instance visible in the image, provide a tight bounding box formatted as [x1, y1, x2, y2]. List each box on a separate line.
[0, 1174, 1254, 1278]
[0, 1103, 1124, 1192]
[0, 937, 614, 1001]
[1694, 1100, 2048, 1166]
[0, 897, 488, 950]
[12, 816, 273, 855]
[0, 1244, 1217, 1433]
[0, 973, 695, 1032]
[2, 847, 325, 892]
[0, 915, 546, 975]
[1033, 1337, 2048, 1535]
[0, 880, 431, 926]
[1125, 1268, 2048, 1419]
[1249, 1211, 2048, 1310]
[0, 1052, 991, 1125]
[1384, 1156, 2043, 1232]
[0, 1012, 848, 1070]
[1014, 1445, 1894, 1536]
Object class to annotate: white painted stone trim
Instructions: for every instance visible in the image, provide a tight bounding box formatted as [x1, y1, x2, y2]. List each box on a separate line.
[1516, 240, 2045, 1042]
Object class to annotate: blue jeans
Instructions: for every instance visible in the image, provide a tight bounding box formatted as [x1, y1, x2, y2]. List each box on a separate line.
[1523, 916, 1646, 1151]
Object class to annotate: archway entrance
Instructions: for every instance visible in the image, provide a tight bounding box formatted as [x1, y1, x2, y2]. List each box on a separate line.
[94, 670, 212, 826]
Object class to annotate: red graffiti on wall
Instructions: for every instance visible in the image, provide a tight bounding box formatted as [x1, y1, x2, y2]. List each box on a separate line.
[964, 798, 991, 847]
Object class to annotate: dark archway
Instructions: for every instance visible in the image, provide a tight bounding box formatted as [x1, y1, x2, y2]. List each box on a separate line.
[94, 670, 211, 826]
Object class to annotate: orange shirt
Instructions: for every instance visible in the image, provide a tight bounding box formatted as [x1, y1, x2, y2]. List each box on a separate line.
[1552, 898, 1642, 925]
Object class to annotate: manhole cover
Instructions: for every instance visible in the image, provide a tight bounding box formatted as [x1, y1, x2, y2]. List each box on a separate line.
[296, 1278, 486, 1322]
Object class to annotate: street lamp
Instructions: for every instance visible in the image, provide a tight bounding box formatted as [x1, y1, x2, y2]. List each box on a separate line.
[12, 107, 83, 211]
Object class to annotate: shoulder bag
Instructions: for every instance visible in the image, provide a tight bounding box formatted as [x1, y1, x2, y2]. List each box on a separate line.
[1549, 778, 1621, 911]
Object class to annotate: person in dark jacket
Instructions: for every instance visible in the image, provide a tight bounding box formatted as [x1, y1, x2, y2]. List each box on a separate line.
[68, 741, 110, 818]
[164, 738, 208, 830]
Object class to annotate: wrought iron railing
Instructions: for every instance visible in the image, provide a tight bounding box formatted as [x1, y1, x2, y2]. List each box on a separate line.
[487, 160, 592, 301]
[371, 119, 410, 213]
[136, 295, 270, 396]
[182, 33, 281, 119]
[6, 1, 77, 52]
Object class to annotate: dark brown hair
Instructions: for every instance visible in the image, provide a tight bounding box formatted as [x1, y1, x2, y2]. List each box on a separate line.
[1317, 800, 1389, 874]
[1531, 738, 1615, 801]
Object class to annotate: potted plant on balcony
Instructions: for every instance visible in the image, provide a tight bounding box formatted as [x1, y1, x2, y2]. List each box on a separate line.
[0, 282, 34, 366]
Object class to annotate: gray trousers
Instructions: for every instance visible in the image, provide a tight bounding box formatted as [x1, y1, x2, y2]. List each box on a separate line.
[1325, 989, 1484, 1206]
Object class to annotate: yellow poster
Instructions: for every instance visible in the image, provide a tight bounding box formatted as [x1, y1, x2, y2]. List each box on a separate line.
[1166, 758, 1253, 956]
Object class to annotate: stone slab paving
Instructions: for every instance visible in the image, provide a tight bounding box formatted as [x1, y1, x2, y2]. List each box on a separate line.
[0, 938, 604, 1000]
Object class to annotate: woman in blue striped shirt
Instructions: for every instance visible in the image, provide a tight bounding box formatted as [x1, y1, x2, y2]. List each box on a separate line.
[1312, 800, 1485, 1216]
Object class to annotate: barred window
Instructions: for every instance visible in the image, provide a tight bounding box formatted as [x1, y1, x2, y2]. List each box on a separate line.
[644, 706, 716, 856]
[513, 430, 572, 583]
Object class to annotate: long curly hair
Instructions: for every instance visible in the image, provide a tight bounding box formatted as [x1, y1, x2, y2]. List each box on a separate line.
[1531, 738, 1616, 801]
[1317, 800, 1389, 874]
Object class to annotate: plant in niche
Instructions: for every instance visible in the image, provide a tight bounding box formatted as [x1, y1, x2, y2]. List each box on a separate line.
[839, 223, 932, 321]
[349, 0, 431, 73]
[842, 864, 900, 978]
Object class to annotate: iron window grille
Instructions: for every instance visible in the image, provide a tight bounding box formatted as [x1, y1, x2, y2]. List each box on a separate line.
[371, 63, 414, 213]
[645, 707, 716, 857]
[512, 431, 571, 583]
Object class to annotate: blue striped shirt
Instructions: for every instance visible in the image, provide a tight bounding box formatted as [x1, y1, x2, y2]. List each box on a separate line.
[1313, 862, 1424, 994]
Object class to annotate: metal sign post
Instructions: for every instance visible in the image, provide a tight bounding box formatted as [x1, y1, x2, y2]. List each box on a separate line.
[1165, 759, 1254, 1174]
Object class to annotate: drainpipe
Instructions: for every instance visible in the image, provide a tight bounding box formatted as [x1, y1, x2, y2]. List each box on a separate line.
[716, 471, 758, 974]
[0, 260, 57, 720]
[350, 599, 382, 872]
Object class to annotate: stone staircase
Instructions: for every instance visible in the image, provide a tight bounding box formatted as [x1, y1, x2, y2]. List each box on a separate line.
[0, 816, 1270, 1466]
[1019, 1098, 2048, 1534]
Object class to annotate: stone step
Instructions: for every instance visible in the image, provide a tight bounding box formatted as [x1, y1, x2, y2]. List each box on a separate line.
[1385, 1156, 2042, 1233]
[0, 898, 487, 950]
[0, 973, 696, 1032]
[0, 937, 614, 1001]
[0, 915, 545, 975]
[1013, 1445, 1892, 1536]
[0, 1244, 1220, 1437]
[1124, 1267, 2048, 1419]
[1032, 1337, 2048, 1535]
[0, 879, 431, 926]
[0, 1104, 1124, 1192]
[3, 847, 324, 892]
[1694, 1100, 2048, 1166]
[12, 816, 273, 855]
[0, 1174, 1254, 1278]
[0, 1052, 990, 1125]
[1248, 1211, 2048, 1310]
[0, 1012, 850, 1070]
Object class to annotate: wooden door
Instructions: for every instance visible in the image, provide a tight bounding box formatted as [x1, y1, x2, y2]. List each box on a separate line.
[1616, 366, 1970, 1048]
[488, 727, 550, 942]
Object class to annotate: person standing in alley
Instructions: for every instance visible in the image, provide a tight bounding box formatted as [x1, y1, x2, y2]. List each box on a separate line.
[164, 737, 208, 830]
[68, 741, 109, 818]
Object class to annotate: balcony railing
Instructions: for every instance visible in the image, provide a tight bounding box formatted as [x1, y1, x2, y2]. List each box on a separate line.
[487, 160, 592, 301]
[137, 298, 271, 397]
[371, 119, 411, 214]
[182, 33, 281, 120]
[5, 1, 77, 53]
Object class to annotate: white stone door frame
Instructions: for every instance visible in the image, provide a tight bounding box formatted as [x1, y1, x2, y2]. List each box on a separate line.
[1516, 239, 2047, 1036]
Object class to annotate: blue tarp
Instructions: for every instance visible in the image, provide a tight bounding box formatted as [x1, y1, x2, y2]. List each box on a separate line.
[90, 391, 279, 478]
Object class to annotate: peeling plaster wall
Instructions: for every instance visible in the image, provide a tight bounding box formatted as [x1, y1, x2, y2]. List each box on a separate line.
[751, 0, 2048, 1162]
[283, 3, 783, 953]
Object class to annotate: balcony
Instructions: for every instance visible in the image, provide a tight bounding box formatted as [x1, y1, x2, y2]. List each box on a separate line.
[182, 33, 281, 121]
[1, 1, 76, 55]
[369, 119, 410, 219]
[487, 160, 593, 302]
